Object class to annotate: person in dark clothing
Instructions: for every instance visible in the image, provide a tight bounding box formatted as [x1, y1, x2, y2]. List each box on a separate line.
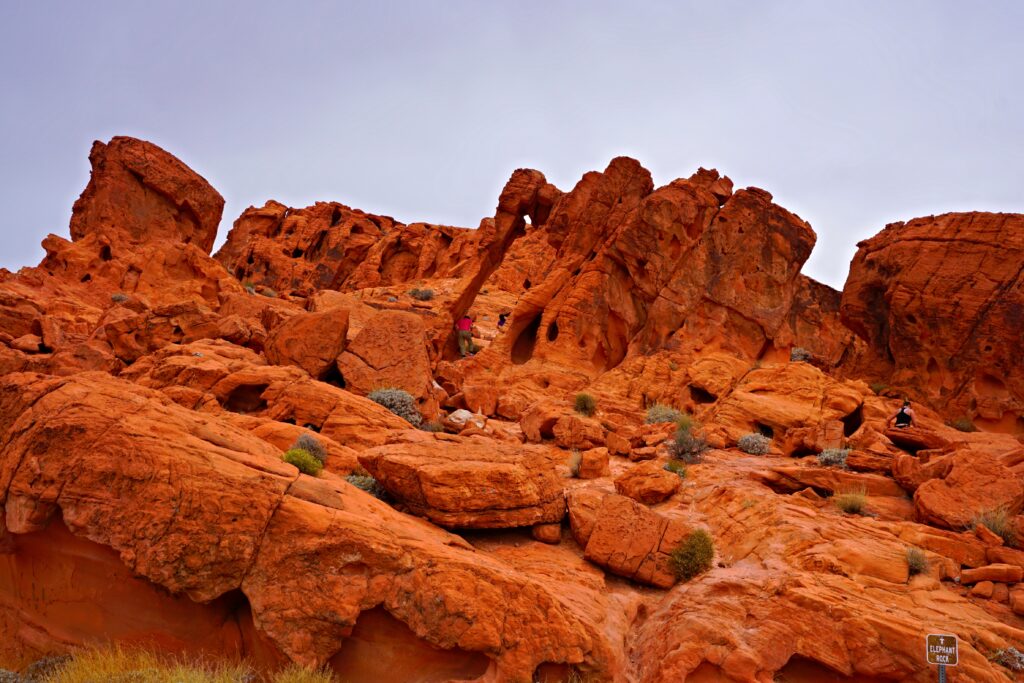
[497, 312, 509, 329]
[888, 400, 916, 428]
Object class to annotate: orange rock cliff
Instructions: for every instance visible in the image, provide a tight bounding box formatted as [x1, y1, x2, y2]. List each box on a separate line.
[1, 136, 1023, 682]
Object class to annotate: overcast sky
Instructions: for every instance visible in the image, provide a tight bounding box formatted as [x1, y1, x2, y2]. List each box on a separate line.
[1, 1, 1021, 289]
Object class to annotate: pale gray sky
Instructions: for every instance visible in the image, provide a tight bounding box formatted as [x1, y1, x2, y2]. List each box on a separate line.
[1, 1, 1021, 289]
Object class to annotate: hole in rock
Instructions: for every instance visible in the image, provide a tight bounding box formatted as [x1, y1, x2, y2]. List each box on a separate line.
[511, 314, 542, 365]
[755, 422, 775, 439]
[572, 267, 581, 276]
[534, 663, 587, 683]
[330, 206, 343, 226]
[841, 404, 864, 437]
[328, 607, 489, 682]
[222, 384, 269, 414]
[546, 320, 559, 342]
[788, 444, 818, 459]
[80, 273, 92, 283]
[523, 278, 532, 290]
[320, 365, 346, 388]
[774, 655, 892, 682]
[303, 422, 321, 433]
[99, 245, 112, 261]
[905, 313, 917, 324]
[290, 247, 305, 258]
[689, 385, 717, 404]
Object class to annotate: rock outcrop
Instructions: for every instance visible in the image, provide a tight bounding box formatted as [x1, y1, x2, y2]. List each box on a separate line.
[1, 135, 1023, 682]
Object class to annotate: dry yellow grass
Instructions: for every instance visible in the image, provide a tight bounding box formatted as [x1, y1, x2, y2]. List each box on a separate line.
[39, 646, 334, 683]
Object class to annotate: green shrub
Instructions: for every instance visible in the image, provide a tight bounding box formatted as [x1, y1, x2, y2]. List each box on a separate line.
[906, 546, 928, 577]
[669, 529, 714, 581]
[663, 459, 687, 479]
[568, 449, 582, 477]
[817, 448, 850, 469]
[283, 448, 322, 476]
[291, 434, 326, 465]
[574, 393, 597, 417]
[974, 508, 1016, 547]
[869, 382, 888, 395]
[346, 473, 387, 500]
[408, 287, 434, 301]
[833, 487, 867, 515]
[668, 423, 708, 464]
[646, 403, 683, 424]
[950, 417, 979, 432]
[110, 292, 129, 304]
[367, 387, 422, 426]
[790, 347, 811, 362]
[737, 432, 771, 455]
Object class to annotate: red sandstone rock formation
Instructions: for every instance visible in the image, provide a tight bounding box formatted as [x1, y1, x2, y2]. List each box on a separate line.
[1, 136, 1024, 682]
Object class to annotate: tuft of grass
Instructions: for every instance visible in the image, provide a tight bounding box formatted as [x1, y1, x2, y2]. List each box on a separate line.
[346, 473, 387, 500]
[42, 645, 252, 683]
[568, 449, 582, 478]
[110, 292, 129, 304]
[950, 417, 979, 432]
[663, 459, 687, 479]
[290, 434, 326, 465]
[669, 529, 714, 581]
[407, 287, 434, 301]
[742, 499, 756, 510]
[646, 403, 683, 424]
[906, 546, 928, 577]
[737, 433, 771, 455]
[272, 664, 335, 683]
[261, 288, 278, 298]
[419, 420, 445, 433]
[817, 448, 850, 469]
[283, 448, 322, 476]
[869, 381, 888, 395]
[668, 422, 707, 464]
[974, 508, 1016, 547]
[789, 347, 811, 362]
[574, 393, 597, 417]
[833, 487, 868, 515]
[367, 387, 422, 427]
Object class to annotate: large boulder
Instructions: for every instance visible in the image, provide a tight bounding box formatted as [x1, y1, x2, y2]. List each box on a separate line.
[914, 450, 1024, 529]
[357, 437, 566, 528]
[840, 212, 1024, 429]
[264, 308, 349, 380]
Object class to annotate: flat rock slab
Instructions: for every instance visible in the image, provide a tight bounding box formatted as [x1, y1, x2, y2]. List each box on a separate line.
[358, 437, 566, 529]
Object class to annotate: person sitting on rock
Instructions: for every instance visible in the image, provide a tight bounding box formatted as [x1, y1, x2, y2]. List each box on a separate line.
[456, 314, 475, 357]
[497, 312, 509, 330]
[888, 400, 916, 429]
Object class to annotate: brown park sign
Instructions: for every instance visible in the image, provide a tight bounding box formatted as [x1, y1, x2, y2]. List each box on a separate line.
[926, 634, 958, 666]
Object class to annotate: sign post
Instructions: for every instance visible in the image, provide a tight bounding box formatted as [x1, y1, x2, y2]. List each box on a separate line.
[926, 634, 958, 681]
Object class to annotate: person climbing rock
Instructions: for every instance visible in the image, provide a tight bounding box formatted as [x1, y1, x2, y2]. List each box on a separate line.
[456, 314, 475, 357]
[497, 312, 509, 330]
[888, 400, 916, 429]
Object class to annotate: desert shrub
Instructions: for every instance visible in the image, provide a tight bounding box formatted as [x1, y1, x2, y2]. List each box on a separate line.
[950, 417, 979, 432]
[574, 393, 597, 417]
[346, 473, 387, 500]
[737, 432, 771, 455]
[663, 459, 687, 479]
[668, 361, 679, 371]
[272, 664, 335, 683]
[789, 347, 811, 362]
[290, 434, 326, 465]
[646, 403, 683, 424]
[906, 546, 928, 577]
[668, 423, 708, 464]
[261, 288, 278, 298]
[110, 292, 129, 304]
[283, 448, 322, 476]
[407, 287, 434, 301]
[869, 382, 888, 395]
[568, 449, 582, 477]
[833, 487, 867, 515]
[974, 508, 1016, 547]
[817, 448, 850, 469]
[992, 647, 1024, 672]
[419, 420, 445, 433]
[367, 387, 423, 427]
[42, 645, 253, 683]
[669, 529, 714, 581]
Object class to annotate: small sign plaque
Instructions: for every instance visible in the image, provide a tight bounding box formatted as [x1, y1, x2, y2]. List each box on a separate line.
[926, 634, 958, 666]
